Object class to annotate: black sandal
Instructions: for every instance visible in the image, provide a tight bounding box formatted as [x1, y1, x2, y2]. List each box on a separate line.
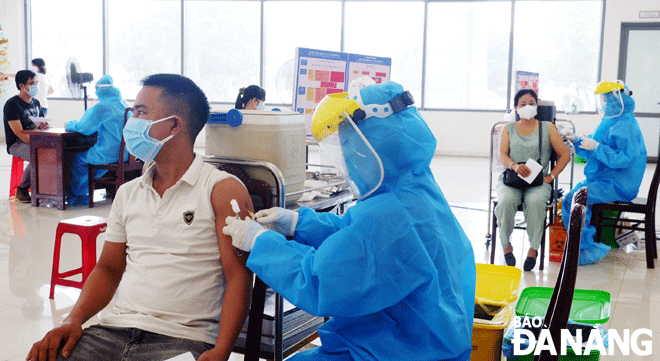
[504, 252, 516, 267]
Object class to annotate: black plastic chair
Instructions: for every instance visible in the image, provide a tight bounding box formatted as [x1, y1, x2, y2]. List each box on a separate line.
[534, 187, 587, 361]
[589, 162, 659, 269]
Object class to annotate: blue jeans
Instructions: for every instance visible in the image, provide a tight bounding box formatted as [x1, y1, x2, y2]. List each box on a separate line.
[67, 151, 108, 205]
[58, 325, 214, 361]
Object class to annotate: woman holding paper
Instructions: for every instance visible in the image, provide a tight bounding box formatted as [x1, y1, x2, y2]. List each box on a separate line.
[495, 89, 569, 271]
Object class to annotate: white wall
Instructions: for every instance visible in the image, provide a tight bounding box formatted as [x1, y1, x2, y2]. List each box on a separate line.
[0, 0, 25, 142]
[4, 0, 659, 156]
[0, 0, 24, 80]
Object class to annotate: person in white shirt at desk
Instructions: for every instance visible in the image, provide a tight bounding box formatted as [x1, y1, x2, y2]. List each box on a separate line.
[30, 58, 54, 116]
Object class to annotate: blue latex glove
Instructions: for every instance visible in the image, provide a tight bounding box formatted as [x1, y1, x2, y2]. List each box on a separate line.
[223, 216, 267, 252]
[579, 137, 599, 151]
[253, 207, 299, 237]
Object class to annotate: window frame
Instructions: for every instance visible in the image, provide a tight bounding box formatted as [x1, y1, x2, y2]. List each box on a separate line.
[25, 0, 605, 112]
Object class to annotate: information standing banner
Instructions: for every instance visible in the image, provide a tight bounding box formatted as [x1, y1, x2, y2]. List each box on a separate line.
[515, 71, 539, 96]
[293, 47, 391, 138]
[0, 21, 14, 130]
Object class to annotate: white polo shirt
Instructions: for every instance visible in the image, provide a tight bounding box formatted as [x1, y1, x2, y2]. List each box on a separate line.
[100, 155, 240, 345]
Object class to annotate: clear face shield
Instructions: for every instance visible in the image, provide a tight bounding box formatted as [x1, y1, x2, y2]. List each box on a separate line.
[312, 93, 384, 200]
[595, 89, 624, 119]
[312, 77, 415, 200]
[594, 80, 631, 119]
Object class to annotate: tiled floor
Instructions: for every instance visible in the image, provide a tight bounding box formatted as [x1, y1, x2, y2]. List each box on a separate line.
[0, 147, 658, 360]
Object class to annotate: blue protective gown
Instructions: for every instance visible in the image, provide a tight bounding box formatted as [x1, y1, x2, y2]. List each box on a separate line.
[247, 82, 477, 361]
[66, 75, 129, 204]
[562, 89, 646, 265]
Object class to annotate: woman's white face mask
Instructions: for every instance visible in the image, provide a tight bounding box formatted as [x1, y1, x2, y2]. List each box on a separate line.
[255, 100, 265, 111]
[516, 105, 537, 120]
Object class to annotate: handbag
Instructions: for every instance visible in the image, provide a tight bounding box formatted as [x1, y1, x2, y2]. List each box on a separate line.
[502, 122, 544, 189]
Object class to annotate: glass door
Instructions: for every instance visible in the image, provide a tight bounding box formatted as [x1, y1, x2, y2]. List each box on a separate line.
[619, 22, 660, 162]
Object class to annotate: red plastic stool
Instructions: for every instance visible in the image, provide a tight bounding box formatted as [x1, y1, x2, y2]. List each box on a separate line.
[9, 157, 24, 198]
[49, 216, 108, 299]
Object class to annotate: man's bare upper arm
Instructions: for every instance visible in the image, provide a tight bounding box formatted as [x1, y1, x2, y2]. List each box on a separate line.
[95, 241, 127, 275]
[211, 178, 254, 277]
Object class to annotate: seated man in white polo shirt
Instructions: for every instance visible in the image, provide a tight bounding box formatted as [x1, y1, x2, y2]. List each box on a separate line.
[28, 74, 254, 361]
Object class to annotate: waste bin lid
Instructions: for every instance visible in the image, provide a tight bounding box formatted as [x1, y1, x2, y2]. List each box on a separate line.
[475, 263, 522, 304]
[515, 287, 611, 324]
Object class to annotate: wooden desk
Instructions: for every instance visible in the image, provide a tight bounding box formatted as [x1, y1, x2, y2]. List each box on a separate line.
[24, 128, 91, 210]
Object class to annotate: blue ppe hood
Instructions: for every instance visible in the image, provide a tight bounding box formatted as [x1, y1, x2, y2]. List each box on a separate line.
[95, 75, 124, 102]
[348, 81, 437, 199]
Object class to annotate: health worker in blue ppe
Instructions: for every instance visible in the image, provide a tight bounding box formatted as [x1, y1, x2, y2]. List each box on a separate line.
[65, 75, 130, 205]
[561, 81, 646, 265]
[223, 77, 477, 361]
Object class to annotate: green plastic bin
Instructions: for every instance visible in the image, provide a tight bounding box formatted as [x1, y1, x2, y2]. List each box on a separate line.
[515, 287, 610, 324]
[599, 210, 622, 248]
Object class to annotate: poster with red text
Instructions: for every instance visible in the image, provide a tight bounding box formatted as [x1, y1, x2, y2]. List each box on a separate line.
[516, 71, 539, 96]
[294, 47, 391, 138]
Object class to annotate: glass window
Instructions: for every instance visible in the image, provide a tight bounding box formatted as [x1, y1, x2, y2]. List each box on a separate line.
[264, 1, 342, 105]
[31, 0, 103, 98]
[512, 1, 602, 113]
[108, 0, 181, 100]
[184, 1, 261, 103]
[344, 1, 424, 104]
[426, 1, 512, 110]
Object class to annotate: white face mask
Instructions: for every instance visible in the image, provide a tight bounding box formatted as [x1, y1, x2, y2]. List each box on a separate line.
[255, 100, 265, 111]
[516, 105, 537, 120]
[31, 66, 40, 74]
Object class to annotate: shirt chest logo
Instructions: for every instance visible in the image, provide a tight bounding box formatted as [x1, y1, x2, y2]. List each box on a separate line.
[183, 211, 195, 225]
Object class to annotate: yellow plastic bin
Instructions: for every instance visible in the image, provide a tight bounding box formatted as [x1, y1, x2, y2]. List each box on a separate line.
[473, 303, 513, 361]
[472, 264, 522, 361]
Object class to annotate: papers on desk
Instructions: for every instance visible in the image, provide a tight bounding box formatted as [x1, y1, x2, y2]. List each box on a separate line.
[297, 190, 331, 202]
[164, 352, 195, 361]
[520, 158, 543, 184]
[298, 179, 341, 203]
[29, 116, 51, 128]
